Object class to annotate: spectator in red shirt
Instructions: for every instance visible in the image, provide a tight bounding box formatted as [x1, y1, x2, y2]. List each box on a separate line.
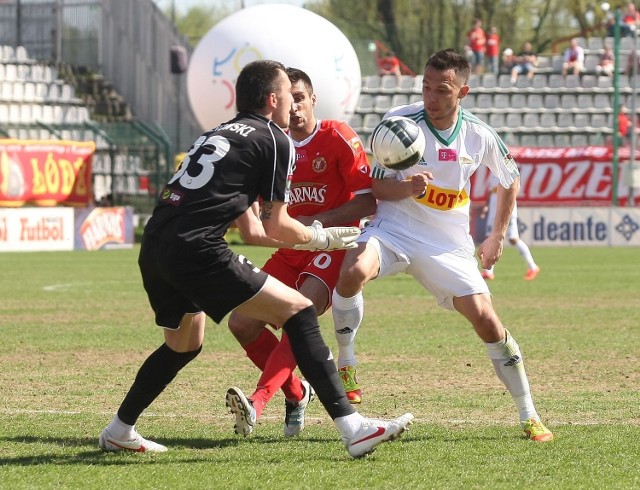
[467, 18, 486, 74]
[377, 50, 402, 85]
[485, 26, 501, 74]
[623, 2, 640, 34]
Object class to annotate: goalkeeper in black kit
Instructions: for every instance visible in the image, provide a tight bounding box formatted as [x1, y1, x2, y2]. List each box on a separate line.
[99, 60, 413, 458]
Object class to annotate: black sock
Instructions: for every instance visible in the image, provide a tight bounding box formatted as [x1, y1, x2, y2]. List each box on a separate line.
[283, 305, 354, 420]
[117, 343, 202, 425]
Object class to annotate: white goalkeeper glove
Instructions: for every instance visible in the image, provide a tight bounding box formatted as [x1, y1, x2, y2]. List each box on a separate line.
[293, 220, 360, 251]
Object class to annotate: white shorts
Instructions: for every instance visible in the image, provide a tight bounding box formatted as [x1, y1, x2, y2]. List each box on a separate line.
[359, 223, 490, 310]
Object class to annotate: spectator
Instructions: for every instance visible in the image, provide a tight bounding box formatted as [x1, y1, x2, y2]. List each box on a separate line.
[501, 48, 516, 74]
[561, 38, 585, 76]
[510, 41, 537, 84]
[467, 18, 486, 74]
[377, 50, 402, 85]
[485, 26, 501, 74]
[596, 46, 614, 77]
[626, 49, 640, 76]
[618, 104, 640, 145]
[623, 2, 640, 34]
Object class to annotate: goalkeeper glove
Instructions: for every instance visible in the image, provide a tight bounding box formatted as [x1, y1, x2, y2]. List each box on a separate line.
[293, 220, 360, 251]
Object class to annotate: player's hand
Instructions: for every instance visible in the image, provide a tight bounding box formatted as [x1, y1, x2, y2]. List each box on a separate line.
[407, 171, 433, 197]
[293, 220, 360, 251]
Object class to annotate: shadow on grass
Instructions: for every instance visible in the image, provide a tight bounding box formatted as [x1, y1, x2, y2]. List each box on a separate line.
[0, 431, 433, 465]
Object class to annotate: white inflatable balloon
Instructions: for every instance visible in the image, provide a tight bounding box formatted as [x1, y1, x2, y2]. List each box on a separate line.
[186, 4, 361, 130]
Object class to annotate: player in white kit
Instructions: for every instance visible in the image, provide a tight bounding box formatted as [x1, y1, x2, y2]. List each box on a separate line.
[480, 180, 540, 280]
[331, 49, 553, 442]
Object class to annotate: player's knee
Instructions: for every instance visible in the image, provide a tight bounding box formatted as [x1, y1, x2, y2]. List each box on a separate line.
[228, 314, 262, 345]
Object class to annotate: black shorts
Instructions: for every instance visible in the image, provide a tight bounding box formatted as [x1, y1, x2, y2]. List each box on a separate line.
[138, 235, 268, 328]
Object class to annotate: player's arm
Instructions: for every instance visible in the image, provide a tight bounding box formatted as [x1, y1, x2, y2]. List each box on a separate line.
[372, 172, 433, 201]
[477, 177, 519, 269]
[261, 200, 360, 251]
[234, 202, 287, 248]
[297, 192, 377, 227]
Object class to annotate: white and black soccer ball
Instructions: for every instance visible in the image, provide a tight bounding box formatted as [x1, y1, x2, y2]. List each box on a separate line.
[370, 116, 426, 170]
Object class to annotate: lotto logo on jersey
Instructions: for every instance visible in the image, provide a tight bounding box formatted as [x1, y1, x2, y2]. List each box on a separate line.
[438, 148, 458, 162]
[414, 184, 469, 210]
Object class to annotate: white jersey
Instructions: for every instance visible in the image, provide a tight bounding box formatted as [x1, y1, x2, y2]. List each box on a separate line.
[371, 102, 519, 251]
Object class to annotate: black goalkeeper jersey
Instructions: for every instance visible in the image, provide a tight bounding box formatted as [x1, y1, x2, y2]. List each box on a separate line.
[144, 112, 295, 245]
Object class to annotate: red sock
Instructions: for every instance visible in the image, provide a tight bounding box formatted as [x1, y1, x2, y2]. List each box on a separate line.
[251, 333, 302, 417]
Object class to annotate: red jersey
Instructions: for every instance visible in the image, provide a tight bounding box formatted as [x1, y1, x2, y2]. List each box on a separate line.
[276, 119, 372, 263]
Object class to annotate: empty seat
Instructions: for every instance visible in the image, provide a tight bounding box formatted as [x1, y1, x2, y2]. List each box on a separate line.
[540, 112, 557, 127]
[557, 112, 574, 128]
[348, 113, 363, 131]
[544, 94, 560, 109]
[460, 93, 475, 109]
[587, 37, 604, 50]
[505, 113, 523, 128]
[467, 74, 480, 89]
[356, 94, 374, 112]
[527, 94, 544, 109]
[511, 93, 527, 109]
[391, 93, 409, 107]
[520, 134, 538, 146]
[584, 54, 600, 73]
[537, 134, 555, 147]
[362, 76, 381, 92]
[476, 94, 492, 108]
[481, 73, 497, 88]
[571, 133, 589, 146]
[554, 133, 571, 147]
[561, 94, 577, 109]
[398, 76, 415, 93]
[593, 94, 611, 109]
[498, 74, 512, 88]
[564, 75, 580, 89]
[548, 74, 563, 89]
[574, 113, 590, 127]
[531, 73, 548, 89]
[577, 94, 593, 108]
[581, 75, 597, 88]
[412, 75, 423, 93]
[374, 94, 393, 113]
[380, 75, 399, 92]
[489, 112, 506, 128]
[362, 113, 381, 132]
[522, 113, 540, 128]
[590, 113, 607, 128]
[409, 93, 422, 104]
[494, 94, 510, 110]
[597, 76, 612, 88]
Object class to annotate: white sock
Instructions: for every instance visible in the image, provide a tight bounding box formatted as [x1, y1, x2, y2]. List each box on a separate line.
[484, 265, 494, 274]
[485, 329, 539, 422]
[332, 290, 363, 368]
[105, 415, 135, 440]
[515, 239, 537, 270]
[334, 411, 366, 438]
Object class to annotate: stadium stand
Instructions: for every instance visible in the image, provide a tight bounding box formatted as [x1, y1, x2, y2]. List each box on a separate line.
[354, 36, 632, 149]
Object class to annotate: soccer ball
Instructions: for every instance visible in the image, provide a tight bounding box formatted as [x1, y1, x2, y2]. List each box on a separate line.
[370, 116, 426, 170]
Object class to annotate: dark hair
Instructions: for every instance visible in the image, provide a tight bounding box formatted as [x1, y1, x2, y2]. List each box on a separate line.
[285, 67, 314, 93]
[425, 49, 471, 85]
[235, 60, 286, 113]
